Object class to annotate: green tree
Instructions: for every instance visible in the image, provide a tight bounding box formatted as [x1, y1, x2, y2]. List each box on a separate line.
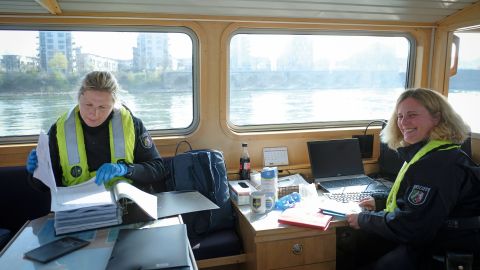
[48, 52, 68, 73]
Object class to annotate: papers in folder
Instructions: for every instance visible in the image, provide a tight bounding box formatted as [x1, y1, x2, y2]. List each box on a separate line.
[318, 198, 362, 219]
[51, 178, 158, 235]
[50, 178, 114, 212]
[33, 132, 57, 192]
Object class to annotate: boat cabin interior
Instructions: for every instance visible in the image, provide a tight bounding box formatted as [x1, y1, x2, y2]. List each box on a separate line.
[0, 0, 479, 269]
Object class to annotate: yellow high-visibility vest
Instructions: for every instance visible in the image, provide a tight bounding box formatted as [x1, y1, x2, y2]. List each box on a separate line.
[56, 105, 135, 186]
[385, 140, 460, 212]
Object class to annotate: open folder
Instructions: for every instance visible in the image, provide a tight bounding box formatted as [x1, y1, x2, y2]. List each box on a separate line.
[51, 179, 158, 235]
[51, 177, 219, 234]
[106, 224, 190, 270]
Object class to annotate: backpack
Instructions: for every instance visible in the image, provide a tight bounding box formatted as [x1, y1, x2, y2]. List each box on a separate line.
[166, 141, 235, 239]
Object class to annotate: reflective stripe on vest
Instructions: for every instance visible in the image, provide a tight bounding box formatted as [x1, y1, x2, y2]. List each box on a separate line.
[385, 140, 460, 212]
[56, 105, 135, 186]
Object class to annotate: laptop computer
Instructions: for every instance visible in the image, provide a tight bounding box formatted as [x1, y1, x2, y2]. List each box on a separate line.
[106, 224, 190, 270]
[307, 138, 387, 193]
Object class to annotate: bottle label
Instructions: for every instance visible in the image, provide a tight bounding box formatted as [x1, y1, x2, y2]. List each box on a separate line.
[261, 167, 278, 200]
[244, 162, 250, 170]
[240, 161, 250, 170]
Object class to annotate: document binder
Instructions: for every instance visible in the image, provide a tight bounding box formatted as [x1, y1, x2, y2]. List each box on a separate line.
[51, 179, 157, 235]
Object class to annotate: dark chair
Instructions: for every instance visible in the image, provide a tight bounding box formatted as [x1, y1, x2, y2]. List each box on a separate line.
[432, 251, 475, 270]
[189, 229, 243, 260]
[0, 228, 11, 250]
[0, 166, 51, 234]
[162, 156, 245, 267]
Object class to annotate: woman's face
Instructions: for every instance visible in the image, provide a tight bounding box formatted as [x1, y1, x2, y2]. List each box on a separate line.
[78, 90, 114, 127]
[397, 97, 439, 145]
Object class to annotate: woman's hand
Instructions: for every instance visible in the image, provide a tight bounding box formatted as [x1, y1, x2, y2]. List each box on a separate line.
[26, 149, 38, 174]
[95, 163, 127, 185]
[346, 213, 360, 229]
[359, 197, 375, 211]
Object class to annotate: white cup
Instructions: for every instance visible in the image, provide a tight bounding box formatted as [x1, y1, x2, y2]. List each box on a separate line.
[250, 191, 274, 214]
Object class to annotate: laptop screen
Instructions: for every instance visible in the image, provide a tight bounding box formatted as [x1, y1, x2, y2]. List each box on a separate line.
[307, 138, 365, 179]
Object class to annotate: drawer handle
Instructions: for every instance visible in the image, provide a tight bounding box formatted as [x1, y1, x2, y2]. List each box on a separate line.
[292, 243, 303, 255]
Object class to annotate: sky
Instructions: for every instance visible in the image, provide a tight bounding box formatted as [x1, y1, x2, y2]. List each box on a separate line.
[234, 33, 480, 68]
[1, 30, 479, 67]
[0, 30, 192, 60]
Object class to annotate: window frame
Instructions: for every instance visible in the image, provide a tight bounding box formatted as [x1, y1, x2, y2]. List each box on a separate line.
[0, 24, 200, 143]
[447, 28, 480, 135]
[226, 29, 416, 132]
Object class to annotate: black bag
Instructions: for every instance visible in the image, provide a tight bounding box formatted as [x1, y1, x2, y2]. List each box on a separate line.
[166, 141, 234, 239]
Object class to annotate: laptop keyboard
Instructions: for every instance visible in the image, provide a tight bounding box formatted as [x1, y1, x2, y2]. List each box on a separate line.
[325, 191, 375, 203]
[319, 176, 373, 189]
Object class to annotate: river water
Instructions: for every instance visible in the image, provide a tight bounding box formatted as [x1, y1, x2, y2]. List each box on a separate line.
[0, 88, 478, 137]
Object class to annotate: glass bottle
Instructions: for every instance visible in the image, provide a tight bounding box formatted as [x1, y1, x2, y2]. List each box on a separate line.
[239, 143, 251, 180]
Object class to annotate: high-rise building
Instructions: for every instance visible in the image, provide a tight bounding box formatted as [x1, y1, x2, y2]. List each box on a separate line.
[38, 31, 74, 73]
[230, 35, 252, 71]
[133, 33, 170, 71]
[277, 36, 313, 71]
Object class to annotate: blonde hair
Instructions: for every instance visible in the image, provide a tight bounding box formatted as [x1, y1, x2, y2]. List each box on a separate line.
[381, 88, 470, 150]
[77, 71, 119, 103]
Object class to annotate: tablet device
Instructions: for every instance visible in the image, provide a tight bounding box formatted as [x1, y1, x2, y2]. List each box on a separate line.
[24, 236, 89, 263]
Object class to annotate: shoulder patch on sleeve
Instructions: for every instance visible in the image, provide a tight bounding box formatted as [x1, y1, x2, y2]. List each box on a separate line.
[140, 131, 153, 149]
[407, 184, 431, 206]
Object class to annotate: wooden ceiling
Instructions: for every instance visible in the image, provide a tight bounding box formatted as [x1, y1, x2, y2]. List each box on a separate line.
[0, 0, 478, 23]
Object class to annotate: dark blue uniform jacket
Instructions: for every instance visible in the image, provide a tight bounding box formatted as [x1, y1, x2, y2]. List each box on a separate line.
[358, 141, 480, 255]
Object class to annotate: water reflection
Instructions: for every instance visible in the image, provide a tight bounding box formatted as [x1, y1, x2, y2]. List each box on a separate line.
[0, 90, 193, 136]
[229, 88, 403, 125]
[2, 88, 478, 137]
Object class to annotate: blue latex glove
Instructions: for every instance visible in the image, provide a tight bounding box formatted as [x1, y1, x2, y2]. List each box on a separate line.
[26, 149, 38, 174]
[95, 163, 128, 185]
[275, 192, 302, 211]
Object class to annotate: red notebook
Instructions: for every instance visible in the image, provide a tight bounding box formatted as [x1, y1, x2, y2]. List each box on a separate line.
[278, 207, 333, 231]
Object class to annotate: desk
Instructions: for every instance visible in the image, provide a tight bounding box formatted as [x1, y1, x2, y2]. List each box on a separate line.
[0, 214, 198, 270]
[234, 196, 347, 270]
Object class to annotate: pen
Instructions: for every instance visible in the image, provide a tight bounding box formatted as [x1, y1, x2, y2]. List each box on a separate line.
[319, 209, 346, 218]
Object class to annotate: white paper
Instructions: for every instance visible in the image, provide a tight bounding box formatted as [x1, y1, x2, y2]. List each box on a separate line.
[113, 181, 158, 220]
[33, 132, 57, 192]
[318, 198, 362, 216]
[50, 177, 114, 212]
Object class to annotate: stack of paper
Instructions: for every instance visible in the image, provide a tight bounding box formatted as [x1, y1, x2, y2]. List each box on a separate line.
[54, 204, 122, 234]
[35, 132, 158, 235]
[51, 178, 122, 235]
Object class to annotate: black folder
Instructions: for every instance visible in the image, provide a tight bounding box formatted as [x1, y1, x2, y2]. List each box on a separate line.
[106, 224, 190, 270]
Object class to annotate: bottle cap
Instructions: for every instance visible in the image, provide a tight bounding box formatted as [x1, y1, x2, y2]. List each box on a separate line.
[242, 143, 248, 147]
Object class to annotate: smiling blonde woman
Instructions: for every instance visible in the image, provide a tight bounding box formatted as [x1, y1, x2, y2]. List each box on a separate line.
[342, 88, 480, 270]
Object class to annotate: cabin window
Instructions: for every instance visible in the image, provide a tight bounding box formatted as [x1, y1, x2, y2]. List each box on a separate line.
[448, 31, 480, 134]
[0, 28, 198, 139]
[228, 31, 413, 130]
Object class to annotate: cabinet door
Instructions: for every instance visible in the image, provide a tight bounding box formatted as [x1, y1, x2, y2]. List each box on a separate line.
[260, 233, 336, 269]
